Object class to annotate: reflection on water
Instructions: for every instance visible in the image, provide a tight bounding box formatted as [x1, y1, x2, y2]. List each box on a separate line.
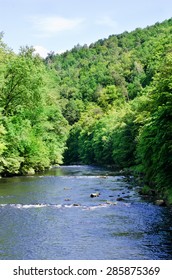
[0, 165, 172, 260]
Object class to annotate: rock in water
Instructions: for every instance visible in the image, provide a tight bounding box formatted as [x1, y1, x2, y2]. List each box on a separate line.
[155, 200, 166, 206]
[90, 192, 100, 198]
[116, 197, 125, 201]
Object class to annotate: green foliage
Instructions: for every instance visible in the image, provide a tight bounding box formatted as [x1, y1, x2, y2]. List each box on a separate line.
[92, 116, 114, 164]
[1, 50, 44, 115]
[111, 114, 137, 168]
[0, 45, 69, 175]
[75, 105, 103, 164]
[0, 18, 172, 204]
[0, 114, 6, 173]
[57, 18, 172, 201]
[136, 51, 172, 191]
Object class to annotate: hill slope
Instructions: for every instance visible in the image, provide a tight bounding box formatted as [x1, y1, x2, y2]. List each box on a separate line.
[46, 18, 172, 202]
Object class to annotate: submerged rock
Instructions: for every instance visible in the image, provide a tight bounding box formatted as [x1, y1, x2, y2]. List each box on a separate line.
[73, 203, 81, 207]
[116, 197, 125, 201]
[123, 195, 131, 199]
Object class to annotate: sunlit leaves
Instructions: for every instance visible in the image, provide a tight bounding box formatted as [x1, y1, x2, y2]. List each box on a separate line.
[0, 44, 69, 175]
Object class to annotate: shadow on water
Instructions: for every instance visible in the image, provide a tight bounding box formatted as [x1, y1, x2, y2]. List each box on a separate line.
[0, 165, 172, 260]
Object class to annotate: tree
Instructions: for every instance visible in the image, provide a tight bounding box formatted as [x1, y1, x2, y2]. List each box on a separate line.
[136, 50, 172, 194]
[1, 48, 44, 115]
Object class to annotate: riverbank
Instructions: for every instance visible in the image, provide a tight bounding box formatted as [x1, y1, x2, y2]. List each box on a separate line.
[121, 167, 172, 207]
[99, 164, 172, 207]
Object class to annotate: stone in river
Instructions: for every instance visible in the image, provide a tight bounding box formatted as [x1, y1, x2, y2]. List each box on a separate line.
[90, 192, 100, 198]
[155, 200, 166, 206]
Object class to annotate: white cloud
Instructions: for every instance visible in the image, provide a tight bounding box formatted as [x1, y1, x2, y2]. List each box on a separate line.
[56, 49, 66, 54]
[30, 15, 84, 36]
[95, 16, 117, 28]
[33, 45, 49, 58]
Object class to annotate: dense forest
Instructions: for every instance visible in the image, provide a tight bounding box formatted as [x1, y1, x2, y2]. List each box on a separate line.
[0, 19, 172, 203]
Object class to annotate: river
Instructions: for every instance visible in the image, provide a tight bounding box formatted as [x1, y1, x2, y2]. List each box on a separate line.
[0, 165, 172, 260]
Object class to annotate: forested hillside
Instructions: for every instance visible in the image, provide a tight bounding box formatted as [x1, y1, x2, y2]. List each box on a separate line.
[0, 39, 69, 175]
[0, 19, 172, 202]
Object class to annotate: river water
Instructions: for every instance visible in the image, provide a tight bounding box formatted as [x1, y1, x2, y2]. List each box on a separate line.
[0, 165, 172, 260]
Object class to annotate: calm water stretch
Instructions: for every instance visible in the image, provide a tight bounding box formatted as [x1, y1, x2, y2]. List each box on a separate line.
[0, 165, 172, 260]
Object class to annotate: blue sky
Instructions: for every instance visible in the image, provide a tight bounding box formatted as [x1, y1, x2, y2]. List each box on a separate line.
[0, 0, 172, 57]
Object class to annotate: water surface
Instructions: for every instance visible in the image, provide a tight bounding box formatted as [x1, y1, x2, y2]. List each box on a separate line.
[0, 165, 172, 259]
